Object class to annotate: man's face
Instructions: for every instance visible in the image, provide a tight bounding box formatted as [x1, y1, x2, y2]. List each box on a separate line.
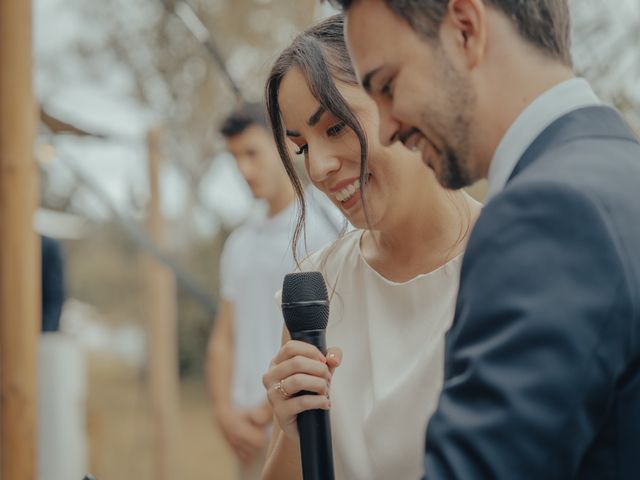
[345, 0, 480, 189]
[226, 124, 285, 200]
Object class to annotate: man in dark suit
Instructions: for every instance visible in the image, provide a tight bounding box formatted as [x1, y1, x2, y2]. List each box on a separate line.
[332, 0, 640, 478]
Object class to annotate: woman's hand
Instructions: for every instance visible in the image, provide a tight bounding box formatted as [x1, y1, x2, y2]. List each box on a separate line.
[262, 340, 342, 440]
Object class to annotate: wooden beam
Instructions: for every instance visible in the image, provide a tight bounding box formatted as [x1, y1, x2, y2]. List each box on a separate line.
[0, 1, 39, 479]
[145, 127, 179, 480]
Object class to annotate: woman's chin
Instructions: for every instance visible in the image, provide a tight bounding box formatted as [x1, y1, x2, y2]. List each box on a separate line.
[331, 191, 378, 229]
[343, 209, 375, 230]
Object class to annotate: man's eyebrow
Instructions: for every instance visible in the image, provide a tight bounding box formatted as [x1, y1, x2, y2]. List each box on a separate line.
[362, 66, 384, 93]
[307, 106, 326, 127]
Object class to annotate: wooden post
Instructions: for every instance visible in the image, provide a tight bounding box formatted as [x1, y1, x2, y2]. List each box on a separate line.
[145, 128, 179, 480]
[0, 1, 39, 479]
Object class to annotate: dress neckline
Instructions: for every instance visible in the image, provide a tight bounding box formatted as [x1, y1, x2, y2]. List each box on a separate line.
[355, 230, 463, 286]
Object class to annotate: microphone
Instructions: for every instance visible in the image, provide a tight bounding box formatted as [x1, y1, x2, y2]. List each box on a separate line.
[281, 271, 335, 480]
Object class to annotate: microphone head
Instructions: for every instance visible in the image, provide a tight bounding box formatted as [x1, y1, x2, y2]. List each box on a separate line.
[282, 271, 328, 303]
[282, 272, 329, 332]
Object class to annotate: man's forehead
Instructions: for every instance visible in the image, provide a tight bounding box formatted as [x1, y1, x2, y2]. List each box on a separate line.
[344, 0, 396, 64]
[344, 10, 379, 83]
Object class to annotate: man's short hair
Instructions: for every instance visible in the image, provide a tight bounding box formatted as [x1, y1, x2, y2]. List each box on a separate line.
[330, 0, 572, 65]
[219, 102, 269, 138]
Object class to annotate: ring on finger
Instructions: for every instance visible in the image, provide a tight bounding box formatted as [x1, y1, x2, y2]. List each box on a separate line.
[274, 378, 292, 399]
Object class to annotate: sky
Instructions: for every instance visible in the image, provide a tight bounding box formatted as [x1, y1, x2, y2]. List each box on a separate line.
[33, 0, 639, 235]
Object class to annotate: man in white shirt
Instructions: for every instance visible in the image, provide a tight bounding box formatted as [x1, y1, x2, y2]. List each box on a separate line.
[206, 103, 339, 480]
[334, 0, 640, 478]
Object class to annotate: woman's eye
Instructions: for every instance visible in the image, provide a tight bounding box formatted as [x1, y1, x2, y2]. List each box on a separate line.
[381, 78, 393, 96]
[327, 121, 346, 137]
[295, 144, 308, 156]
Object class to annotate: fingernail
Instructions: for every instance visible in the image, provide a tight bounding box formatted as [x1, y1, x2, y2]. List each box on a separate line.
[327, 352, 335, 360]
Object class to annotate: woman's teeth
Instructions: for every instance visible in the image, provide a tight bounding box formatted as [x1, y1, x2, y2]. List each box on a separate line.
[335, 179, 361, 203]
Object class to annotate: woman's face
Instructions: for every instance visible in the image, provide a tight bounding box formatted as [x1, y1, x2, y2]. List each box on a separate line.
[278, 66, 432, 230]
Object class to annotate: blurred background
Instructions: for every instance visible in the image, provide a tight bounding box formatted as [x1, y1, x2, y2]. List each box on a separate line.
[29, 0, 639, 479]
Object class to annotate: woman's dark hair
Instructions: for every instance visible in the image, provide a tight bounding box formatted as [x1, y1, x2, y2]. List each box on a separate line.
[265, 14, 370, 264]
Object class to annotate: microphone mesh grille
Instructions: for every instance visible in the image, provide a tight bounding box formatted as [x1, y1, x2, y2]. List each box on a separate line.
[282, 272, 329, 332]
[282, 272, 328, 303]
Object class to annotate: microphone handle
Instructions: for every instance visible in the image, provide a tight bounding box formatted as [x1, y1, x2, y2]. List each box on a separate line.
[290, 329, 335, 480]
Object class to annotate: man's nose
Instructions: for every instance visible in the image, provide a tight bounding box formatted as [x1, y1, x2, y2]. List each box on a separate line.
[377, 102, 400, 147]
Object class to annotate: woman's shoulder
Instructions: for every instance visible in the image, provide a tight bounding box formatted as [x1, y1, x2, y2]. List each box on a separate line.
[298, 229, 362, 274]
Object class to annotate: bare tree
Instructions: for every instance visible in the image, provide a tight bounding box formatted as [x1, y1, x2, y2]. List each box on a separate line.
[571, 0, 640, 131]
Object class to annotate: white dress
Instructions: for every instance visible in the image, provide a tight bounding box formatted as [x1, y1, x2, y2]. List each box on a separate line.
[300, 230, 462, 480]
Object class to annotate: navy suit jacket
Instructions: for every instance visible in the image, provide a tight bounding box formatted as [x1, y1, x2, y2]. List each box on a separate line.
[423, 106, 640, 479]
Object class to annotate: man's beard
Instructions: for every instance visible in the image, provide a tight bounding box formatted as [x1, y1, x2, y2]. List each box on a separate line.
[425, 49, 477, 190]
[418, 106, 475, 190]
[440, 148, 473, 190]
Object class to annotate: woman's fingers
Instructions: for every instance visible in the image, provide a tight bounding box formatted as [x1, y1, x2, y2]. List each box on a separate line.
[263, 342, 338, 440]
[280, 393, 331, 418]
[286, 372, 331, 396]
[267, 374, 331, 421]
[325, 346, 342, 374]
[263, 340, 331, 393]
[266, 355, 332, 389]
[272, 340, 327, 364]
[267, 373, 329, 404]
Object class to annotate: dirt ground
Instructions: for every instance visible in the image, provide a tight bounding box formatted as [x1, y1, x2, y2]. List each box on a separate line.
[86, 356, 235, 480]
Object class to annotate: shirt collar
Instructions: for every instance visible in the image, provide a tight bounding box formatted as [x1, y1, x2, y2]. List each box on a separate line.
[486, 78, 601, 200]
[256, 200, 295, 230]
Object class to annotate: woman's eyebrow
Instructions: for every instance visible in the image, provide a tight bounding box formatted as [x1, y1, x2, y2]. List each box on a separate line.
[307, 105, 326, 127]
[286, 105, 326, 137]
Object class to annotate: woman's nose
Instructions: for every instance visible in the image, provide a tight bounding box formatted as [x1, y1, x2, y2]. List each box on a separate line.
[307, 146, 341, 183]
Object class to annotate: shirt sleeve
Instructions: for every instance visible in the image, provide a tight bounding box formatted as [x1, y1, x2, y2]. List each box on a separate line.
[219, 232, 240, 302]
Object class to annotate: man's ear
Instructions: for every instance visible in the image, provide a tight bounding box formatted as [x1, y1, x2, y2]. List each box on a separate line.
[441, 0, 487, 70]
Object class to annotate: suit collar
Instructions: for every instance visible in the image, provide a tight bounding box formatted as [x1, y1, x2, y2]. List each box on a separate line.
[507, 105, 639, 184]
[487, 78, 600, 200]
